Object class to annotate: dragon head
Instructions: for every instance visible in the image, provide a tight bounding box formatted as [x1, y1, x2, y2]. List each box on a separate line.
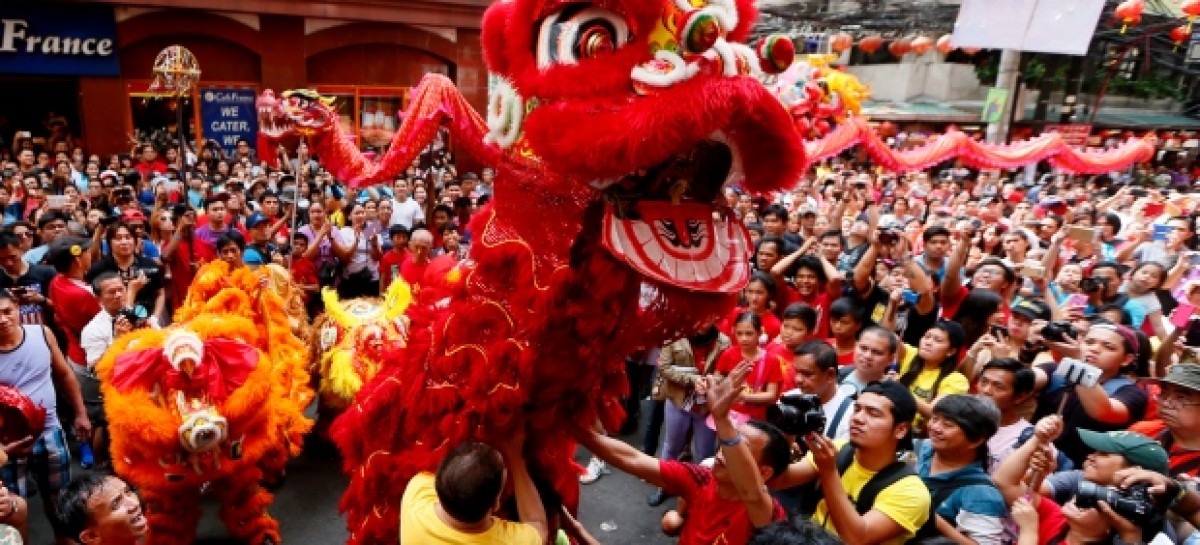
[482, 0, 805, 294]
[256, 89, 338, 139]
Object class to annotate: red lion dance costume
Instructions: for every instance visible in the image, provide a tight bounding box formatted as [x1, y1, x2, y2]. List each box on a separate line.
[256, 1, 804, 543]
[95, 262, 314, 545]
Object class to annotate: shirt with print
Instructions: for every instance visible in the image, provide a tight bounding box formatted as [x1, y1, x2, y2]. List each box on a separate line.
[659, 460, 786, 545]
[915, 440, 1008, 545]
[715, 345, 785, 421]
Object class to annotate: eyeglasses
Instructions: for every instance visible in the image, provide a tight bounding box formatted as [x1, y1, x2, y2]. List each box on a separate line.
[1159, 389, 1200, 408]
[12, 232, 31, 239]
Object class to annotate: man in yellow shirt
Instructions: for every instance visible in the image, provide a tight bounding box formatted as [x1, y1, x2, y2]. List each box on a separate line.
[399, 427, 546, 545]
[773, 381, 931, 545]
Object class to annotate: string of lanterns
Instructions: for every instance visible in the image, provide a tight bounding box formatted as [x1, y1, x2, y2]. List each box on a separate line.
[804, 1, 1200, 59]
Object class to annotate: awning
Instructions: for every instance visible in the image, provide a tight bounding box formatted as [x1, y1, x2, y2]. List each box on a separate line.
[859, 101, 977, 123]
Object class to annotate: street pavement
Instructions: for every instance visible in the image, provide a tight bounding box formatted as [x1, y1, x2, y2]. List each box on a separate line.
[24, 401, 676, 545]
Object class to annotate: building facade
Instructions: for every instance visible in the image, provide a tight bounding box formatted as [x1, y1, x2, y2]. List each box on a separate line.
[1, 0, 490, 157]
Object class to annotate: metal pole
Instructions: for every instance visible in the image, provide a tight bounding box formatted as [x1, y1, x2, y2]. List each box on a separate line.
[987, 49, 1022, 145]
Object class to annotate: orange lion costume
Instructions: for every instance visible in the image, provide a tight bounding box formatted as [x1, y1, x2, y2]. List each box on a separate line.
[96, 261, 314, 545]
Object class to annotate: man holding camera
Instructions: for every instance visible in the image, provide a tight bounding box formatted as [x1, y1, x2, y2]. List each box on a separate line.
[996, 417, 1173, 545]
[1078, 262, 1147, 329]
[774, 381, 931, 545]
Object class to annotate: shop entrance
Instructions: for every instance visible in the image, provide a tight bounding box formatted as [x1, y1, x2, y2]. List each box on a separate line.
[1, 77, 81, 155]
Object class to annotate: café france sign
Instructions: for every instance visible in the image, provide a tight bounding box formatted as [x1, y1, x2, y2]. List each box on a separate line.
[0, 4, 120, 76]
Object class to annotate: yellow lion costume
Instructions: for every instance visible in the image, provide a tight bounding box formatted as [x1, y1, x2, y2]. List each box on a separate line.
[310, 281, 410, 438]
[97, 261, 314, 545]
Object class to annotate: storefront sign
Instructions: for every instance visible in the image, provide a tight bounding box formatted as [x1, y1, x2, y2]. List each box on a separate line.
[0, 5, 119, 76]
[1044, 124, 1092, 147]
[200, 88, 258, 157]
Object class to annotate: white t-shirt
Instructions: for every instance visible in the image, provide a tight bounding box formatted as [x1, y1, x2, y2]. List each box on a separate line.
[390, 197, 424, 229]
[338, 226, 378, 278]
[822, 384, 856, 440]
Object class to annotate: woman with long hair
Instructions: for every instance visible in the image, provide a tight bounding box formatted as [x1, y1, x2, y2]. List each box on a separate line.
[977, 224, 1006, 257]
[897, 321, 969, 428]
[953, 288, 1005, 348]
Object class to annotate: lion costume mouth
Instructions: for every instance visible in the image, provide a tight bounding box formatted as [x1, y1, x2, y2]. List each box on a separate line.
[598, 138, 750, 293]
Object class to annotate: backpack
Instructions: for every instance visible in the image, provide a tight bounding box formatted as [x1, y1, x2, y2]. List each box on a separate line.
[791, 442, 915, 519]
[907, 474, 996, 543]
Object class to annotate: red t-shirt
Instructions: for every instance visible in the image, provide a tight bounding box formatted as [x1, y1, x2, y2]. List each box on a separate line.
[399, 255, 430, 294]
[766, 341, 796, 391]
[777, 287, 832, 339]
[165, 237, 212, 310]
[289, 256, 319, 302]
[718, 306, 781, 341]
[1131, 420, 1200, 478]
[49, 276, 99, 366]
[823, 337, 857, 368]
[659, 460, 786, 545]
[1031, 495, 1069, 545]
[378, 249, 407, 292]
[715, 346, 785, 421]
[940, 286, 1011, 325]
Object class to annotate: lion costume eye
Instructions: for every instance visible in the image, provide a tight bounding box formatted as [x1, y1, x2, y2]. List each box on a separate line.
[537, 5, 631, 68]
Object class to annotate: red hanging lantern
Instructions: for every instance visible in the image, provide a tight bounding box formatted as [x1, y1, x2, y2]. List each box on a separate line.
[888, 38, 913, 57]
[911, 36, 934, 55]
[1184, 0, 1200, 32]
[830, 32, 854, 53]
[1171, 25, 1191, 51]
[858, 35, 884, 54]
[935, 34, 955, 54]
[1184, 0, 1200, 19]
[1114, 0, 1144, 33]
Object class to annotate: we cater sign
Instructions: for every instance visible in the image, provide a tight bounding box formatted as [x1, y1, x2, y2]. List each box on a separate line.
[0, 5, 119, 76]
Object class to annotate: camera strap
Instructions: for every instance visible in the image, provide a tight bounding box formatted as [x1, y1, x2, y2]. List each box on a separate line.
[819, 443, 915, 516]
[825, 395, 855, 439]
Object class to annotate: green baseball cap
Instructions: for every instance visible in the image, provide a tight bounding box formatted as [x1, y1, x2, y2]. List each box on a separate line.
[1078, 429, 1169, 475]
[1154, 364, 1200, 393]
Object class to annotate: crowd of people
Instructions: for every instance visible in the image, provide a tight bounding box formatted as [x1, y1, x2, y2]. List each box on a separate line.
[582, 164, 1200, 545]
[1, 128, 1200, 545]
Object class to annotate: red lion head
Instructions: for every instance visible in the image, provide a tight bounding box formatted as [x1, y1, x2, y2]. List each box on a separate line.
[481, 0, 804, 293]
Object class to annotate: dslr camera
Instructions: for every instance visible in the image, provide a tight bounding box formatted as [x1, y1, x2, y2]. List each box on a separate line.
[1040, 321, 1078, 343]
[766, 392, 827, 437]
[1079, 277, 1108, 293]
[116, 306, 148, 328]
[878, 227, 902, 246]
[1075, 481, 1164, 526]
